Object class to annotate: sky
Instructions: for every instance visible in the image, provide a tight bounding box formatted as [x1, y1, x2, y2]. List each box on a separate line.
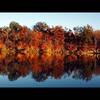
[0, 13, 100, 30]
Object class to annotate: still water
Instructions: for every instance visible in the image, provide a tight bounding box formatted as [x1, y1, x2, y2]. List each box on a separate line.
[0, 54, 100, 88]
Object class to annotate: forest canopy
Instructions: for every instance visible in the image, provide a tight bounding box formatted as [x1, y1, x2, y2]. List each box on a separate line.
[0, 21, 99, 61]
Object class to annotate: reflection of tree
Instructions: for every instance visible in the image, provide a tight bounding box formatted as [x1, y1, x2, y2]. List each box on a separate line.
[8, 71, 20, 81]
[63, 55, 97, 81]
[72, 56, 96, 81]
[0, 54, 99, 82]
[3, 58, 31, 81]
[51, 55, 64, 79]
[32, 72, 48, 82]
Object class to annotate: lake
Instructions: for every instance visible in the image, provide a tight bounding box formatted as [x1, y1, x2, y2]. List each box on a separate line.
[0, 54, 100, 88]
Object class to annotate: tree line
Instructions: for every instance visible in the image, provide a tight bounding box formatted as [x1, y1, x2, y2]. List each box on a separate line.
[0, 21, 100, 61]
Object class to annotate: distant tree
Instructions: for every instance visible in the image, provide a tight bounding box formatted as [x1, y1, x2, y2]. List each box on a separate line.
[51, 26, 65, 45]
[9, 21, 21, 32]
[64, 29, 75, 44]
[83, 25, 94, 44]
[93, 30, 100, 52]
[73, 25, 95, 47]
[33, 22, 49, 33]
[73, 26, 84, 45]
[73, 26, 84, 36]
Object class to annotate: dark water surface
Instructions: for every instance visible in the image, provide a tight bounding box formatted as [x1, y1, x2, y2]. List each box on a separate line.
[0, 54, 100, 88]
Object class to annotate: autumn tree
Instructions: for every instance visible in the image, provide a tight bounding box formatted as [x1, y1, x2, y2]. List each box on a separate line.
[64, 29, 76, 51]
[93, 30, 100, 52]
[83, 25, 95, 45]
[73, 26, 84, 45]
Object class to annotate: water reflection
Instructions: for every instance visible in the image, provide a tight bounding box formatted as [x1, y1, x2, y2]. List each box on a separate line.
[0, 53, 100, 82]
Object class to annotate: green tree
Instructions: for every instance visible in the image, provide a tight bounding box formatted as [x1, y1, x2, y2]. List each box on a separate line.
[9, 21, 21, 32]
[33, 22, 49, 33]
